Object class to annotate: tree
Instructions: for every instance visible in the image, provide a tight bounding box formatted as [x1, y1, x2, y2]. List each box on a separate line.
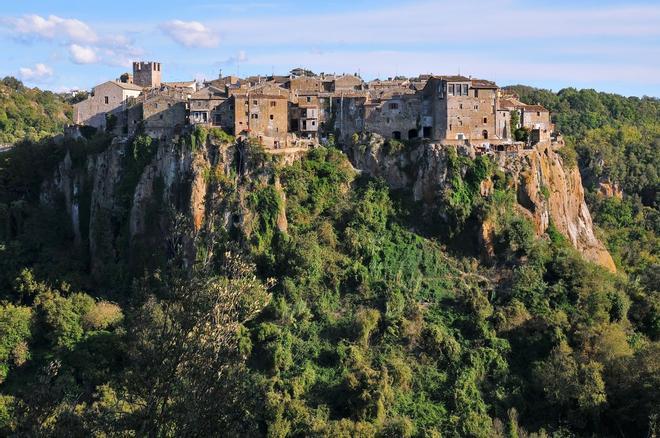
[116, 251, 272, 436]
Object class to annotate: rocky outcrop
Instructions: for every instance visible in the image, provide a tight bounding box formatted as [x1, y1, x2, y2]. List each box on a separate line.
[40, 136, 294, 279]
[344, 135, 615, 272]
[503, 145, 616, 272]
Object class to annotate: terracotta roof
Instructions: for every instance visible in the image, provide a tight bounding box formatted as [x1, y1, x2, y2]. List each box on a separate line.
[522, 104, 548, 112]
[498, 98, 518, 110]
[112, 81, 143, 91]
[429, 75, 471, 82]
[163, 81, 196, 88]
[191, 86, 226, 99]
[471, 79, 498, 89]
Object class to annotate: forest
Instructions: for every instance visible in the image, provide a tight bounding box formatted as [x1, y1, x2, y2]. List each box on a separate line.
[0, 82, 658, 437]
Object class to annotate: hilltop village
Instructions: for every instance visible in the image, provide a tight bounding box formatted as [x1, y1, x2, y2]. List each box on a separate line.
[74, 62, 559, 152]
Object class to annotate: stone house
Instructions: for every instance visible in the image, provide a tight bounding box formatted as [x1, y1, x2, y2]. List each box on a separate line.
[332, 75, 364, 92]
[363, 90, 422, 140]
[73, 80, 143, 130]
[233, 85, 289, 148]
[141, 93, 187, 139]
[189, 86, 234, 131]
[498, 97, 552, 144]
[521, 104, 551, 143]
[421, 76, 498, 143]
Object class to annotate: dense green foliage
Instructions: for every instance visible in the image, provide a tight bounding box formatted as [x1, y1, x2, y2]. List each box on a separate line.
[0, 77, 72, 144]
[0, 85, 657, 436]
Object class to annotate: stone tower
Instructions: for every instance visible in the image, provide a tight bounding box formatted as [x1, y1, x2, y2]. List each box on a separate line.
[132, 61, 162, 88]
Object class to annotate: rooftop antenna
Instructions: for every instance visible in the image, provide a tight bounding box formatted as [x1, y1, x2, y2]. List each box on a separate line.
[219, 68, 223, 79]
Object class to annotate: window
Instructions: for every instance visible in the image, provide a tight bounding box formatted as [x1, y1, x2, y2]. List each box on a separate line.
[245, 100, 249, 105]
[306, 96, 311, 103]
[448, 84, 454, 96]
[312, 120, 316, 126]
[537, 111, 541, 116]
[449, 124, 453, 131]
[462, 84, 468, 95]
[270, 114, 274, 120]
[474, 105, 479, 110]
[271, 101, 276, 107]
[474, 89, 479, 97]
[245, 111, 249, 116]
[483, 117, 488, 124]
[253, 100, 258, 105]
[104, 96, 109, 104]
[389, 102, 399, 110]
[155, 103, 158, 109]
[251, 113, 259, 119]
[459, 104, 463, 109]
[159, 114, 163, 120]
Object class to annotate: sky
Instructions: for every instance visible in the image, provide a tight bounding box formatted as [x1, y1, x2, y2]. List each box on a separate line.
[1, 0, 660, 97]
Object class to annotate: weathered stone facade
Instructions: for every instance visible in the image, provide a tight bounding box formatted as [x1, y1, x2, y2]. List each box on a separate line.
[133, 62, 162, 88]
[73, 81, 143, 130]
[73, 61, 555, 152]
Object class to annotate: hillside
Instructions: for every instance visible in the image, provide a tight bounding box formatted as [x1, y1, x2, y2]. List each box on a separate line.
[0, 86, 658, 437]
[0, 77, 73, 144]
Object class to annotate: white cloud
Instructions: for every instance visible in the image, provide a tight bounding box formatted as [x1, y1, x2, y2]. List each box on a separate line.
[9, 14, 97, 44]
[69, 44, 99, 64]
[210, 1, 660, 46]
[18, 63, 53, 81]
[160, 20, 220, 48]
[3, 14, 141, 66]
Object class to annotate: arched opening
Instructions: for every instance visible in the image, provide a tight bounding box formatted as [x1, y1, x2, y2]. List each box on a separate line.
[408, 129, 418, 139]
[482, 130, 488, 139]
[392, 131, 401, 140]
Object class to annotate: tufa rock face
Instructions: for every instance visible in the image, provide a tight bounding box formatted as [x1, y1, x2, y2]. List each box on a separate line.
[504, 145, 616, 272]
[40, 137, 243, 278]
[345, 135, 616, 272]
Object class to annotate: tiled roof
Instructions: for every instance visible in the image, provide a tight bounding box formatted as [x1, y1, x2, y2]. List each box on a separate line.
[113, 81, 143, 91]
[471, 79, 498, 89]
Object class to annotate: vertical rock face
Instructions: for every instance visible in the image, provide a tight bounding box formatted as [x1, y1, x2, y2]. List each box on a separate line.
[505, 145, 616, 271]
[40, 136, 291, 279]
[344, 136, 616, 272]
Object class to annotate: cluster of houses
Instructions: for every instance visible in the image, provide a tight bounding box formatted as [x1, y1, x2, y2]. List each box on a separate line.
[73, 61, 555, 151]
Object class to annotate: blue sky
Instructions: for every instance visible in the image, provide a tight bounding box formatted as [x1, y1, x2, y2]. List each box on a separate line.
[1, 0, 660, 97]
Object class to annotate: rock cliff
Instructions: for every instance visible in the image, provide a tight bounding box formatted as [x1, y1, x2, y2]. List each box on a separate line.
[343, 135, 615, 272]
[40, 133, 615, 278]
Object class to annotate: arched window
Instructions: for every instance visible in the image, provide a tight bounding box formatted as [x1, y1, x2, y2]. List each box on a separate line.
[482, 130, 488, 139]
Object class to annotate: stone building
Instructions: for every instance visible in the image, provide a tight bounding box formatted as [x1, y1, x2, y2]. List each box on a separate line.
[141, 93, 187, 139]
[233, 85, 289, 148]
[73, 80, 143, 130]
[363, 90, 422, 140]
[332, 75, 364, 92]
[498, 97, 552, 144]
[521, 104, 551, 143]
[133, 62, 162, 88]
[421, 76, 498, 143]
[189, 85, 234, 130]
